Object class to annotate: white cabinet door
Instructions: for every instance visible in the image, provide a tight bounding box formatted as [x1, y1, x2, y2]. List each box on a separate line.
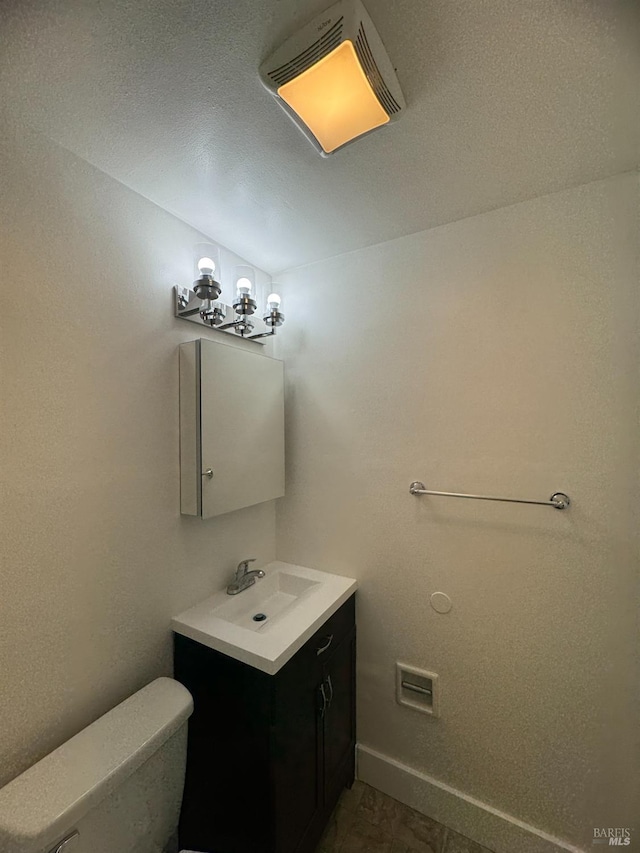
[179, 338, 285, 518]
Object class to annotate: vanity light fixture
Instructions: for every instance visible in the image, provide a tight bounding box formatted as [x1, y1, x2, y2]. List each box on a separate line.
[231, 265, 257, 331]
[259, 0, 405, 156]
[193, 250, 226, 327]
[264, 293, 285, 330]
[174, 249, 285, 344]
[194, 255, 220, 299]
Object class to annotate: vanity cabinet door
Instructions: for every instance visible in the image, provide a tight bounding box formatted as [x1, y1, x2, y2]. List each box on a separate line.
[174, 635, 274, 853]
[272, 642, 323, 853]
[321, 628, 356, 806]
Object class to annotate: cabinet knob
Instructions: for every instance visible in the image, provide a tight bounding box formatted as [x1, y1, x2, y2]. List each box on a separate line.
[202, 468, 214, 479]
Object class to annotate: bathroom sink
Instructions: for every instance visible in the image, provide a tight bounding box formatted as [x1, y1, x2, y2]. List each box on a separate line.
[211, 570, 321, 632]
[172, 561, 357, 674]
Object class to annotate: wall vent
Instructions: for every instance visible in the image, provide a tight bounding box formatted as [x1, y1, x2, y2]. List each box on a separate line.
[267, 18, 344, 87]
[354, 24, 401, 115]
[396, 663, 440, 717]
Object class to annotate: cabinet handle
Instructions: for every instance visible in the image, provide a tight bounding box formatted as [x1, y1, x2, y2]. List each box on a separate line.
[48, 832, 79, 853]
[202, 469, 214, 479]
[319, 683, 328, 718]
[325, 675, 333, 709]
[316, 634, 333, 656]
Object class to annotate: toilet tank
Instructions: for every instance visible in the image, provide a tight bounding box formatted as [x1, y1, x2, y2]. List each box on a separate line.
[0, 677, 193, 853]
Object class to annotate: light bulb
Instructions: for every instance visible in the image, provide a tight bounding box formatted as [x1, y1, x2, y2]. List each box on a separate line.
[236, 276, 253, 295]
[197, 257, 216, 275]
[267, 293, 281, 311]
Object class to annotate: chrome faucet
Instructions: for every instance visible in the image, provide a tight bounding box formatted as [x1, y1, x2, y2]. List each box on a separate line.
[226, 559, 265, 595]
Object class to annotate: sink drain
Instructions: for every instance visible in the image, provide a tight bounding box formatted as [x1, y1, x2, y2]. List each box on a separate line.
[253, 613, 267, 622]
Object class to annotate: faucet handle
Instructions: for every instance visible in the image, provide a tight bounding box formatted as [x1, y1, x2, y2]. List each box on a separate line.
[236, 558, 256, 578]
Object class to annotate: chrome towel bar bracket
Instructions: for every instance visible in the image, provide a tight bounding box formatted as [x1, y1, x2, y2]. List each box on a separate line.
[409, 482, 570, 510]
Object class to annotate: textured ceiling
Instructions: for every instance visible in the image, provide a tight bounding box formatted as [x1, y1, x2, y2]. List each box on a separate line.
[2, 0, 639, 273]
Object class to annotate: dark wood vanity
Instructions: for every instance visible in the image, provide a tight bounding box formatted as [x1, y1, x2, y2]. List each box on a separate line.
[174, 594, 356, 853]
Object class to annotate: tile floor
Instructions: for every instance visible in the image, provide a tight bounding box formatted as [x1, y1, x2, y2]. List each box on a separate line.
[316, 782, 494, 853]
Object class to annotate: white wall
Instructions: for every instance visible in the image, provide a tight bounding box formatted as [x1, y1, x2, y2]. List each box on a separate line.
[275, 173, 639, 850]
[0, 121, 277, 786]
[1, 114, 637, 852]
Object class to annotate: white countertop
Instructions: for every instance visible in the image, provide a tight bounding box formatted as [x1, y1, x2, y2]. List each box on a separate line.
[171, 561, 357, 675]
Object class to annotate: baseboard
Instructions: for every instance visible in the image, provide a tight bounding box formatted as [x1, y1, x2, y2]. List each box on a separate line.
[356, 744, 586, 853]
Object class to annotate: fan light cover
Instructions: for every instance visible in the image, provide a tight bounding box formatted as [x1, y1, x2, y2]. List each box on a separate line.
[259, 0, 405, 156]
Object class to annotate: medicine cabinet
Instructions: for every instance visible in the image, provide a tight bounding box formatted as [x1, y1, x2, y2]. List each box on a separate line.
[179, 338, 285, 518]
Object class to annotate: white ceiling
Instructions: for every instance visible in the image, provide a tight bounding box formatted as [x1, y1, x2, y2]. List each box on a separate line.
[2, 0, 639, 273]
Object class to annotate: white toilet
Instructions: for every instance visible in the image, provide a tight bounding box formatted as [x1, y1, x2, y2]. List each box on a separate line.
[0, 677, 193, 853]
